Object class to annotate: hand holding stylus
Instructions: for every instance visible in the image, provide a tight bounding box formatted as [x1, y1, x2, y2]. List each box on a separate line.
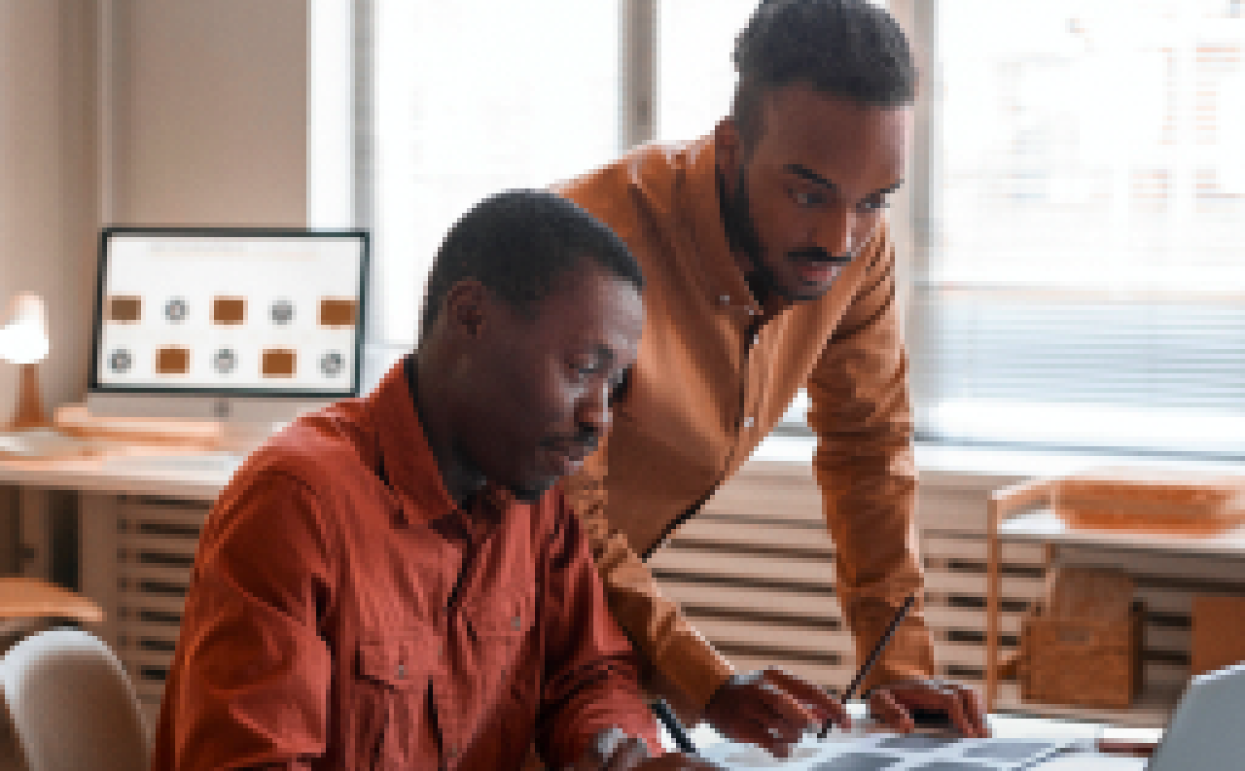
[819, 592, 989, 739]
[703, 668, 850, 758]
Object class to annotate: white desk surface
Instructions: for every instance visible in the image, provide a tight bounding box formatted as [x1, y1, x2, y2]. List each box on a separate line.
[668, 704, 1159, 768]
[999, 508, 1245, 558]
[0, 450, 230, 501]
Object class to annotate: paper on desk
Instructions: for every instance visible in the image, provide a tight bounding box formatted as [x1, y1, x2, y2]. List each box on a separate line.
[1037, 755, 1147, 770]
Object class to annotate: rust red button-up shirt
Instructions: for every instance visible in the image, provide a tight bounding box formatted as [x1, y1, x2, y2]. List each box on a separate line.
[152, 358, 659, 770]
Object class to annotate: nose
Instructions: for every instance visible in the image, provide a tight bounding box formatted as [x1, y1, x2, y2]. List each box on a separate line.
[575, 380, 612, 437]
[811, 204, 855, 258]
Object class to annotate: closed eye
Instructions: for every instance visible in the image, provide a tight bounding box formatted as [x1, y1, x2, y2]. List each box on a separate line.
[857, 195, 892, 213]
[790, 188, 828, 208]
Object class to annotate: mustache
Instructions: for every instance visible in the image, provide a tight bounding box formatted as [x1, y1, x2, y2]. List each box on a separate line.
[788, 247, 853, 266]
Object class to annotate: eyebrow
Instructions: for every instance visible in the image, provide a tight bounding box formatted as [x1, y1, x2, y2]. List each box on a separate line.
[784, 164, 904, 198]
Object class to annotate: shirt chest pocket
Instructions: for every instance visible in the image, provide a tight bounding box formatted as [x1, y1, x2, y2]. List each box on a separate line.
[355, 632, 435, 769]
[357, 632, 434, 691]
[466, 591, 534, 668]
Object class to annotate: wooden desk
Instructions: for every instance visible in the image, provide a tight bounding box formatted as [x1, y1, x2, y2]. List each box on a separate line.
[0, 451, 228, 576]
[986, 479, 1245, 726]
[0, 450, 230, 715]
[0, 576, 103, 637]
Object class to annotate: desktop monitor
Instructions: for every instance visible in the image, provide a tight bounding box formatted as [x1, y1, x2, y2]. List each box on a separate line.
[86, 226, 369, 452]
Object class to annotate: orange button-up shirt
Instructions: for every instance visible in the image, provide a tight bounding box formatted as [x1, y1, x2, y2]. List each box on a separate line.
[555, 135, 935, 709]
[152, 358, 659, 771]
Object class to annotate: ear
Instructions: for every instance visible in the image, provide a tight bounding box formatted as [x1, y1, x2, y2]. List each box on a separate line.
[442, 279, 489, 339]
[714, 118, 743, 182]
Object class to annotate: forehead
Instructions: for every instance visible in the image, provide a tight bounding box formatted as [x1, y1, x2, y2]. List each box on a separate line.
[751, 83, 912, 191]
[526, 264, 644, 353]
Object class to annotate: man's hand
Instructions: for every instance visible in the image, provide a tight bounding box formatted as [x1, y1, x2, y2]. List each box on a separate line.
[564, 727, 721, 770]
[702, 669, 850, 757]
[866, 679, 988, 738]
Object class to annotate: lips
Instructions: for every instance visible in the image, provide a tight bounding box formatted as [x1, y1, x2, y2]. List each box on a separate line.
[542, 440, 596, 477]
[794, 261, 843, 286]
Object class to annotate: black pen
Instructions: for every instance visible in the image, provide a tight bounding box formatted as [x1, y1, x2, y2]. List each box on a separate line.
[651, 698, 698, 755]
[819, 592, 918, 738]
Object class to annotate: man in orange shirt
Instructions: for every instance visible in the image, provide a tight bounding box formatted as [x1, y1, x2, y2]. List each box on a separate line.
[153, 191, 714, 770]
[557, 0, 987, 753]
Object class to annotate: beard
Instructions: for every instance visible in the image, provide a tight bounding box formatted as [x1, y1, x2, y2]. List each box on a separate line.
[721, 162, 783, 302]
[508, 476, 556, 503]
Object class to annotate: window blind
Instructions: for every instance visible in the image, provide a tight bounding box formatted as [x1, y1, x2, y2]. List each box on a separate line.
[912, 0, 1245, 457]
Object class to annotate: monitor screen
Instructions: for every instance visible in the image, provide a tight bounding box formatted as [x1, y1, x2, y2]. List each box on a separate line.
[89, 227, 369, 401]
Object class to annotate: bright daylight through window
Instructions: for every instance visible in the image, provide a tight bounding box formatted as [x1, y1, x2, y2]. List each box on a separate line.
[326, 1, 1244, 456]
[912, 0, 1245, 456]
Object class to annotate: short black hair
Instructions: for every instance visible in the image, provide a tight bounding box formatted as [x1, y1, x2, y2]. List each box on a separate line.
[419, 189, 644, 340]
[731, 0, 917, 147]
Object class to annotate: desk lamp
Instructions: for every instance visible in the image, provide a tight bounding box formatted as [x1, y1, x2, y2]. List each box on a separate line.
[0, 292, 51, 430]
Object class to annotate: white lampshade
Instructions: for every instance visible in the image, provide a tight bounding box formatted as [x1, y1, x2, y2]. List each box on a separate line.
[0, 292, 50, 366]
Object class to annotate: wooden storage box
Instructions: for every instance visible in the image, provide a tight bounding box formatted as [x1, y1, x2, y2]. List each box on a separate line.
[1191, 595, 1245, 677]
[1018, 568, 1143, 710]
[1053, 467, 1245, 535]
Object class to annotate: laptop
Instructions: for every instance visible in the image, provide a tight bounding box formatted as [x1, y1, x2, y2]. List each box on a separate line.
[1144, 661, 1245, 770]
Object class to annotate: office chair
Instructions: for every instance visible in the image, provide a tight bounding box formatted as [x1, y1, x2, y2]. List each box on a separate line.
[0, 628, 150, 771]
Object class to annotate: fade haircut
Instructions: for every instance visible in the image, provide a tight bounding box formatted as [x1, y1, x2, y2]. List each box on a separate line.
[419, 189, 644, 341]
[731, 0, 917, 149]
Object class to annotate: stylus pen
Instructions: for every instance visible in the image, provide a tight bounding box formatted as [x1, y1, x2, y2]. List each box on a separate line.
[819, 591, 919, 738]
[651, 698, 698, 756]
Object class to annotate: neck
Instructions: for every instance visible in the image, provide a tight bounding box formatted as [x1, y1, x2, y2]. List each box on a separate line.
[407, 353, 487, 504]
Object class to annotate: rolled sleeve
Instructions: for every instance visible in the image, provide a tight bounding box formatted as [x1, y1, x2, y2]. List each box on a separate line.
[564, 468, 736, 714]
[806, 234, 935, 692]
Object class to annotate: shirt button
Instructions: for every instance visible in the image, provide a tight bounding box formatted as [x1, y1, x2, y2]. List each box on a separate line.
[718, 294, 731, 306]
[447, 745, 458, 759]
[511, 615, 521, 630]
[396, 664, 406, 679]
[742, 416, 755, 429]
[748, 308, 759, 316]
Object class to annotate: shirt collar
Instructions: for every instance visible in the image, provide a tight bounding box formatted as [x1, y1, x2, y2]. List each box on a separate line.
[679, 134, 785, 321]
[366, 354, 515, 528]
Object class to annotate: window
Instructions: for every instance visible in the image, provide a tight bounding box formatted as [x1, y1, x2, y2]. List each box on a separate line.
[365, 0, 624, 344]
[911, 0, 1245, 456]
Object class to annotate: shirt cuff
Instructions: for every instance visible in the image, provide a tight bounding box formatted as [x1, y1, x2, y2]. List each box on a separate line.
[656, 629, 738, 713]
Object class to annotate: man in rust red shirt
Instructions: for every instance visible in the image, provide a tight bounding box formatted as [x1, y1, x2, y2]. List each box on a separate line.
[152, 191, 713, 770]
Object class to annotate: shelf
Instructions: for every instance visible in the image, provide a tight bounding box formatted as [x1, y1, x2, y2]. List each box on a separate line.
[1000, 509, 1245, 558]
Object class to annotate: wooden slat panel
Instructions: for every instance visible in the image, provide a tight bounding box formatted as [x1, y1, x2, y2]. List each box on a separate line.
[118, 563, 193, 586]
[119, 531, 201, 555]
[117, 620, 182, 641]
[669, 517, 834, 553]
[121, 593, 189, 614]
[118, 648, 176, 670]
[926, 606, 1025, 636]
[922, 535, 1047, 565]
[690, 617, 852, 658]
[925, 570, 1045, 599]
[649, 549, 835, 586]
[662, 581, 840, 617]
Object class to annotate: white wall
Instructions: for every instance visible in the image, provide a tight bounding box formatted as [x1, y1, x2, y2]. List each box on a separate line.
[0, 1, 99, 415]
[0, 0, 309, 422]
[105, 0, 308, 226]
